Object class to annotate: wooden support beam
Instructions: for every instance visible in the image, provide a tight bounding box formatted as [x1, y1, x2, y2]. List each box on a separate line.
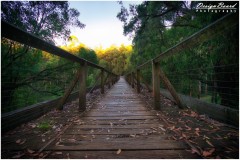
[101, 69, 105, 94]
[79, 62, 87, 111]
[131, 72, 134, 88]
[136, 69, 141, 93]
[152, 61, 161, 110]
[158, 67, 185, 109]
[108, 75, 111, 89]
[57, 69, 82, 110]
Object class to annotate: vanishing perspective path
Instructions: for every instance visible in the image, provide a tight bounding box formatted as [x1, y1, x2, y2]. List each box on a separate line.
[45, 77, 199, 158]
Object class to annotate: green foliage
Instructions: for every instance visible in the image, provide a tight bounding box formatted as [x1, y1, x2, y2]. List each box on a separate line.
[117, 1, 239, 109]
[37, 120, 51, 131]
[1, 1, 85, 43]
[96, 45, 132, 75]
[1, 2, 86, 112]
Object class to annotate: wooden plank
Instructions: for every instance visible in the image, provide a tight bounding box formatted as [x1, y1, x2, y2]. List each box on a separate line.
[79, 62, 87, 111]
[47, 140, 188, 150]
[72, 119, 160, 125]
[58, 134, 171, 142]
[46, 150, 200, 159]
[68, 124, 164, 129]
[152, 61, 161, 110]
[57, 68, 82, 110]
[158, 66, 185, 109]
[86, 112, 155, 116]
[64, 128, 164, 135]
[82, 115, 158, 120]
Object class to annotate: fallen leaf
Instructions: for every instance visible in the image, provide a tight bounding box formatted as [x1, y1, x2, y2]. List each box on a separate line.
[195, 131, 200, 136]
[202, 148, 215, 157]
[172, 136, 177, 140]
[19, 139, 26, 145]
[195, 128, 200, 131]
[185, 125, 191, 131]
[189, 140, 198, 145]
[159, 127, 166, 131]
[68, 139, 76, 142]
[151, 127, 158, 131]
[12, 153, 25, 158]
[116, 149, 122, 155]
[42, 138, 46, 142]
[16, 139, 21, 144]
[66, 153, 70, 159]
[27, 149, 35, 154]
[168, 126, 175, 130]
[206, 140, 214, 147]
[182, 133, 187, 138]
[130, 134, 136, 137]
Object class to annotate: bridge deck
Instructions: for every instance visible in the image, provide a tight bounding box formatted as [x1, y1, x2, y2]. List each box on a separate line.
[2, 77, 238, 158]
[46, 77, 199, 158]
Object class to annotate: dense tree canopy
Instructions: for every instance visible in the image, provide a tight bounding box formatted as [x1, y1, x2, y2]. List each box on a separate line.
[1, 1, 85, 44]
[117, 1, 239, 109]
[1, 1, 85, 112]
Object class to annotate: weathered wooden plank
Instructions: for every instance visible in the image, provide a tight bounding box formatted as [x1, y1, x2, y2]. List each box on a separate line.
[47, 140, 188, 150]
[68, 124, 164, 129]
[73, 119, 160, 125]
[46, 150, 201, 159]
[64, 128, 165, 135]
[82, 115, 158, 120]
[58, 134, 171, 142]
[86, 112, 155, 116]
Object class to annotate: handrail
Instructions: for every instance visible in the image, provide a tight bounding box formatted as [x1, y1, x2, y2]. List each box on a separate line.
[125, 13, 239, 111]
[132, 13, 238, 71]
[1, 21, 117, 76]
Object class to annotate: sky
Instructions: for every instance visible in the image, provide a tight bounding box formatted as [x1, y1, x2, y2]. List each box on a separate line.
[61, 1, 142, 49]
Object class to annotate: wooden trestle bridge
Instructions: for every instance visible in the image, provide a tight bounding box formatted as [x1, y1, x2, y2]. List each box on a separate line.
[1, 14, 239, 158]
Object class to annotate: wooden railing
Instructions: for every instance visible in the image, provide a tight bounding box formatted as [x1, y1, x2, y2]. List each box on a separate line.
[125, 13, 238, 126]
[1, 21, 119, 132]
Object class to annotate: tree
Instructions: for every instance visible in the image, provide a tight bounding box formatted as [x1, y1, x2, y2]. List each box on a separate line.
[1, 1, 85, 43]
[117, 1, 239, 109]
[1, 1, 85, 112]
[95, 45, 132, 75]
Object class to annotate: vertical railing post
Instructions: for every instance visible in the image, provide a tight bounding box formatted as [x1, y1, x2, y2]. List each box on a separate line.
[79, 62, 87, 111]
[137, 69, 140, 93]
[152, 60, 161, 110]
[108, 75, 111, 89]
[101, 69, 104, 94]
[131, 72, 134, 88]
[112, 74, 114, 85]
